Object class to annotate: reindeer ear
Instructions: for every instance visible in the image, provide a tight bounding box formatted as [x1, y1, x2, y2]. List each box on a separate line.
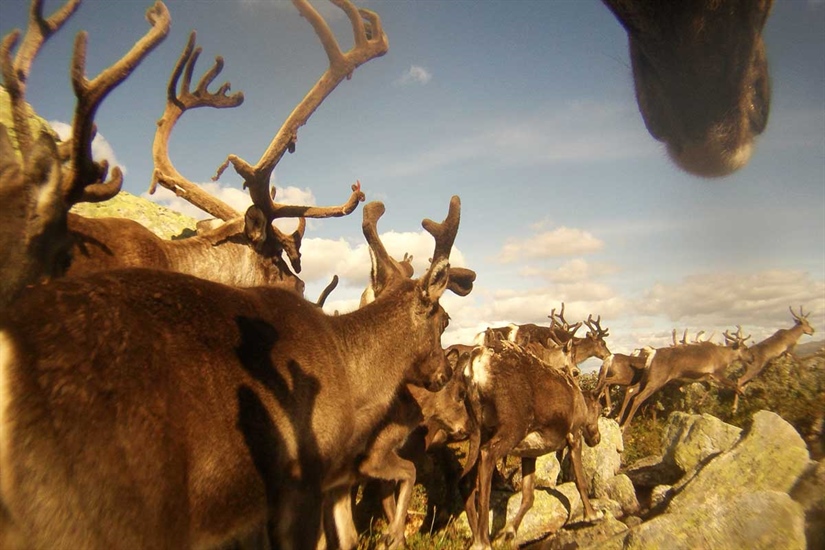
[26, 131, 64, 223]
[244, 205, 268, 248]
[419, 258, 450, 305]
[446, 347, 460, 371]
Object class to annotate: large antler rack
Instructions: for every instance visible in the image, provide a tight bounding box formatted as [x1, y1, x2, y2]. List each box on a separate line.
[584, 314, 609, 339]
[547, 302, 583, 343]
[1, 0, 170, 206]
[212, 0, 384, 222]
[150, 30, 244, 220]
[0, 0, 80, 159]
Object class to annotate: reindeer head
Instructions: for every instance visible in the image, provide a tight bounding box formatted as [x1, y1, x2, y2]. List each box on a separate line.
[790, 306, 815, 336]
[724, 325, 754, 364]
[583, 313, 611, 360]
[410, 348, 473, 442]
[0, 126, 72, 309]
[361, 197, 475, 392]
[603, 0, 773, 177]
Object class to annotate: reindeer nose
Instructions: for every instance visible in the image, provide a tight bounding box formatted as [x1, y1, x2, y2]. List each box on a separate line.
[428, 372, 449, 391]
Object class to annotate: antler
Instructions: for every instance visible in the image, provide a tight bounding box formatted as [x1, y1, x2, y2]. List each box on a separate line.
[63, 1, 170, 205]
[547, 302, 583, 341]
[150, 30, 244, 220]
[0, 0, 80, 159]
[212, 0, 384, 221]
[789, 305, 809, 322]
[723, 325, 751, 346]
[584, 314, 609, 338]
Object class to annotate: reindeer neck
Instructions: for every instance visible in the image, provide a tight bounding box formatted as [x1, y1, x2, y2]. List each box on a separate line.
[333, 288, 424, 418]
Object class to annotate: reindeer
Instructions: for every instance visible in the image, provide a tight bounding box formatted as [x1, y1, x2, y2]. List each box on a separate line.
[593, 349, 648, 415]
[322, 251, 475, 550]
[326, 353, 474, 550]
[732, 306, 816, 412]
[0, 188, 475, 550]
[0, 0, 370, 300]
[619, 327, 754, 431]
[0, 0, 169, 311]
[460, 340, 602, 550]
[602, 0, 774, 177]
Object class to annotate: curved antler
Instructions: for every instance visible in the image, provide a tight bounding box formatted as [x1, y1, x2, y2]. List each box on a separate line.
[212, 0, 384, 221]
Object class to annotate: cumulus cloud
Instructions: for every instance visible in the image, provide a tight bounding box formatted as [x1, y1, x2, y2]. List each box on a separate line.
[50, 120, 125, 175]
[498, 227, 604, 263]
[145, 184, 315, 231]
[395, 65, 432, 86]
[521, 258, 620, 283]
[634, 269, 825, 343]
[300, 229, 468, 288]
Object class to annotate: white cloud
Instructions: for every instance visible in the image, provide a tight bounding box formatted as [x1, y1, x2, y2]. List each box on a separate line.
[395, 65, 432, 86]
[633, 269, 825, 344]
[521, 258, 620, 283]
[50, 120, 125, 175]
[498, 227, 604, 263]
[145, 184, 316, 229]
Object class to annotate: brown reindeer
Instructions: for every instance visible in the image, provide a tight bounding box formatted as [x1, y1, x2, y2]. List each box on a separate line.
[322, 251, 474, 550]
[603, 0, 774, 177]
[326, 354, 473, 550]
[0, 0, 169, 311]
[732, 306, 816, 411]
[1, 0, 371, 299]
[460, 341, 602, 550]
[0, 192, 474, 550]
[619, 327, 754, 430]
[594, 349, 648, 414]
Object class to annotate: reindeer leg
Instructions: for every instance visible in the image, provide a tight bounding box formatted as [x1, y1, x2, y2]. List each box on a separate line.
[497, 456, 535, 544]
[325, 485, 359, 550]
[620, 383, 655, 431]
[359, 450, 416, 550]
[474, 445, 498, 550]
[460, 460, 481, 545]
[567, 433, 600, 523]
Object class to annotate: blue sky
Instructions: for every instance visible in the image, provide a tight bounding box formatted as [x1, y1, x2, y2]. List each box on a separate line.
[3, 0, 824, 367]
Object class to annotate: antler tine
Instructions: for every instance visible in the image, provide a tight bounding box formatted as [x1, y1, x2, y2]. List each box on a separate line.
[212, 0, 386, 220]
[150, 31, 244, 221]
[63, 1, 170, 205]
[1, 0, 80, 160]
[586, 313, 609, 337]
[693, 330, 705, 343]
[672, 328, 678, 346]
[422, 195, 461, 269]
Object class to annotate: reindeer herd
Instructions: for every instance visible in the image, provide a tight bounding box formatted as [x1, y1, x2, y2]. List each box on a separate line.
[0, 0, 792, 549]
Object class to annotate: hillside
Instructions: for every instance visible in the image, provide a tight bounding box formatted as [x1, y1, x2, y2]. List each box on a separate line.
[71, 191, 197, 240]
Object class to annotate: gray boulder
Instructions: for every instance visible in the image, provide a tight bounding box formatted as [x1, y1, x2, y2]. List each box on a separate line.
[661, 412, 742, 475]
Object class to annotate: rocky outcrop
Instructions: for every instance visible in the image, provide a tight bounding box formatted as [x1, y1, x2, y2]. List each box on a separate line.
[466, 410, 814, 549]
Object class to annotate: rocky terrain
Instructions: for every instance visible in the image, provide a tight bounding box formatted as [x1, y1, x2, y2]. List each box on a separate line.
[452, 411, 822, 549]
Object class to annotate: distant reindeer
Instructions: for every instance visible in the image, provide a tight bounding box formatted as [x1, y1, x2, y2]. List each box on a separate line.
[619, 327, 753, 430]
[594, 349, 648, 414]
[461, 341, 602, 549]
[602, 0, 773, 177]
[0, 0, 370, 301]
[732, 306, 816, 412]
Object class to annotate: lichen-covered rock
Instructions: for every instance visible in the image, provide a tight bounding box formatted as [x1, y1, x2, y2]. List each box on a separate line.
[668, 411, 809, 512]
[454, 482, 594, 545]
[662, 412, 742, 475]
[539, 513, 629, 550]
[534, 453, 561, 488]
[649, 485, 671, 509]
[71, 191, 197, 240]
[620, 490, 805, 550]
[602, 474, 640, 516]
